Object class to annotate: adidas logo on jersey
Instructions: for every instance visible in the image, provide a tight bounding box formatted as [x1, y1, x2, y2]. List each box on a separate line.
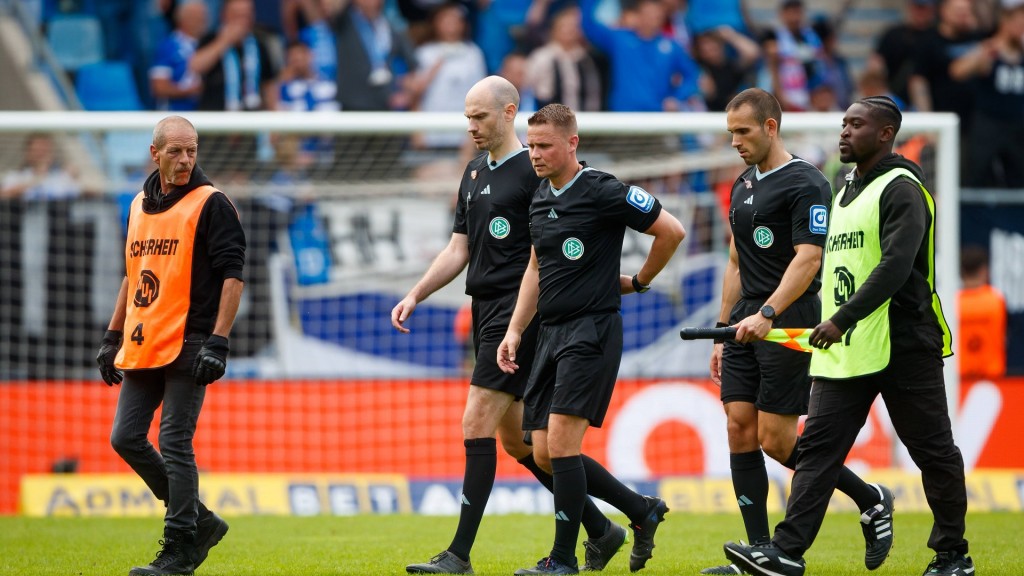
[743, 195, 753, 205]
[481, 185, 491, 195]
[548, 209, 559, 219]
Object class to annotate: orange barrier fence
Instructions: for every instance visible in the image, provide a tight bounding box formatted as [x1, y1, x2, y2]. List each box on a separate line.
[2, 377, 1022, 515]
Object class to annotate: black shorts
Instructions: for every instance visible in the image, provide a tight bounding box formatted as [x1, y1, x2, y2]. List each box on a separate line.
[523, 312, 622, 430]
[720, 296, 819, 415]
[470, 292, 538, 399]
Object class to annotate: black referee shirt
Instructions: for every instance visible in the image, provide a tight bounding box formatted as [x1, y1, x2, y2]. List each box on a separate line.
[530, 166, 662, 325]
[453, 148, 540, 299]
[729, 158, 830, 299]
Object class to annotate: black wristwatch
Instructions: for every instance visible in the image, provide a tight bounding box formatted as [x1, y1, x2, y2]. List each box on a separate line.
[631, 274, 650, 293]
[760, 304, 776, 320]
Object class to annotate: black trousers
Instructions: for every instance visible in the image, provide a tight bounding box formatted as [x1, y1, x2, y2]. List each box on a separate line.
[773, 347, 968, 557]
[110, 337, 207, 532]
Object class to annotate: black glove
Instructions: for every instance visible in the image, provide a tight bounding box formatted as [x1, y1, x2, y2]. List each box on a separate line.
[193, 335, 229, 386]
[96, 330, 124, 386]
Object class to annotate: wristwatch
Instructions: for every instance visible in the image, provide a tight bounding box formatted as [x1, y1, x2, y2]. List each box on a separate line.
[760, 304, 776, 320]
[631, 274, 651, 293]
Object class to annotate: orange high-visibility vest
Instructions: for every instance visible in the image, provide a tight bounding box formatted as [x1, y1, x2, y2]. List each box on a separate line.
[116, 185, 218, 369]
[958, 285, 1007, 378]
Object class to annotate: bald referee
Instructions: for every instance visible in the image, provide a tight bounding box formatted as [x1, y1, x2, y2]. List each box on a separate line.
[704, 88, 892, 574]
[725, 96, 971, 576]
[393, 77, 625, 575]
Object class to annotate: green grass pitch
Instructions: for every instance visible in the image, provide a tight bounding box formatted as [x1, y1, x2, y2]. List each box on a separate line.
[0, 512, 1013, 575]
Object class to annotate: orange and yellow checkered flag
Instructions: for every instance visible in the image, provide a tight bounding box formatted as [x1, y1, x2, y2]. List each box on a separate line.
[680, 327, 814, 353]
[762, 328, 814, 353]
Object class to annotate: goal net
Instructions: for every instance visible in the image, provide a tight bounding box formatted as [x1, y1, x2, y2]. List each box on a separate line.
[0, 111, 960, 515]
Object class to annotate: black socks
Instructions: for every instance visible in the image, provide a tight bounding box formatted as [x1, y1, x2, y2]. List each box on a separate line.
[448, 438, 497, 561]
[731, 449, 771, 544]
[518, 454, 610, 539]
[550, 455, 586, 567]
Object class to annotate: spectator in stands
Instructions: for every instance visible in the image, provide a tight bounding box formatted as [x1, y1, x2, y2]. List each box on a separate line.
[474, 0, 556, 74]
[499, 52, 537, 113]
[662, 0, 693, 53]
[278, 40, 339, 112]
[907, 0, 987, 129]
[950, 0, 1024, 189]
[811, 18, 853, 110]
[581, 0, 701, 112]
[756, 0, 824, 112]
[0, 133, 82, 201]
[867, 0, 936, 107]
[190, 0, 280, 111]
[394, 0, 475, 46]
[283, 0, 339, 80]
[958, 245, 1007, 379]
[807, 79, 839, 112]
[277, 39, 339, 164]
[407, 3, 487, 148]
[694, 25, 760, 111]
[332, 0, 418, 110]
[150, 1, 207, 112]
[526, 6, 603, 112]
[858, 68, 908, 110]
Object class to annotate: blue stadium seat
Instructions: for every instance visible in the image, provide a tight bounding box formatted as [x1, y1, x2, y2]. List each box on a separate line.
[75, 61, 143, 111]
[46, 14, 104, 71]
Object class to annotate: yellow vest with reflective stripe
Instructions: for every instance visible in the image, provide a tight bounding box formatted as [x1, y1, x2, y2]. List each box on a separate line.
[810, 168, 952, 379]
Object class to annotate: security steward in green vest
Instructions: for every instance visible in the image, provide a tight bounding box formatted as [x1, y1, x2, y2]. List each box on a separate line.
[722, 97, 973, 576]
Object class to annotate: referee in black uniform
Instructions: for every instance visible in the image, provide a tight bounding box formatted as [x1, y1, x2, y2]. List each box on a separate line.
[705, 88, 891, 574]
[498, 104, 685, 575]
[394, 77, 623, 575]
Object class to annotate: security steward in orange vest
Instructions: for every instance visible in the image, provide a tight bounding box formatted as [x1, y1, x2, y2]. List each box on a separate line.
[96, 116, 245, 576]
[958, 245, 1006, 379]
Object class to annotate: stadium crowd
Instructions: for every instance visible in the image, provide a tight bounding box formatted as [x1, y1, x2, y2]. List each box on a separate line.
[23, 0, 1024, 187]
[1, 0, 1015, 381]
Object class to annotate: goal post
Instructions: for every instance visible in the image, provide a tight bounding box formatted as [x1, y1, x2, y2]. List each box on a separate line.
[0, 111, 961, 514]
[0, 109, 961, 407]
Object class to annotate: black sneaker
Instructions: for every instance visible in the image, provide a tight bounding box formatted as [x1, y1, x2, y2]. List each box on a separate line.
[582, 522, 628, 571]
[129, 529, 196, 576]
[723, 541, 805, 576]
[628, 495, 669, 572]
[194, 511, 229, 568]
[923, 551, 975, 576]
[406, 550, 474, 574]
[861, 483, 894, 570]
[514, 557, 579, 575]
[701, 564, 746, 574]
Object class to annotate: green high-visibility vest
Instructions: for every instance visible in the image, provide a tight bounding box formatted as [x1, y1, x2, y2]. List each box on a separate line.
[810, 167, 952, 379]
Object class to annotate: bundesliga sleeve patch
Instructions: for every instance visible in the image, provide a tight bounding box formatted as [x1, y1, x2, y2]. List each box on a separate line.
[810, 205, 828, 234]
[627, 186, 655, 213]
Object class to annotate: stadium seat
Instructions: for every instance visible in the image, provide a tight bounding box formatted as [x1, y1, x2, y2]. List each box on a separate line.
[46, 14, 104, 71]
[75, 61, 143, 111]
